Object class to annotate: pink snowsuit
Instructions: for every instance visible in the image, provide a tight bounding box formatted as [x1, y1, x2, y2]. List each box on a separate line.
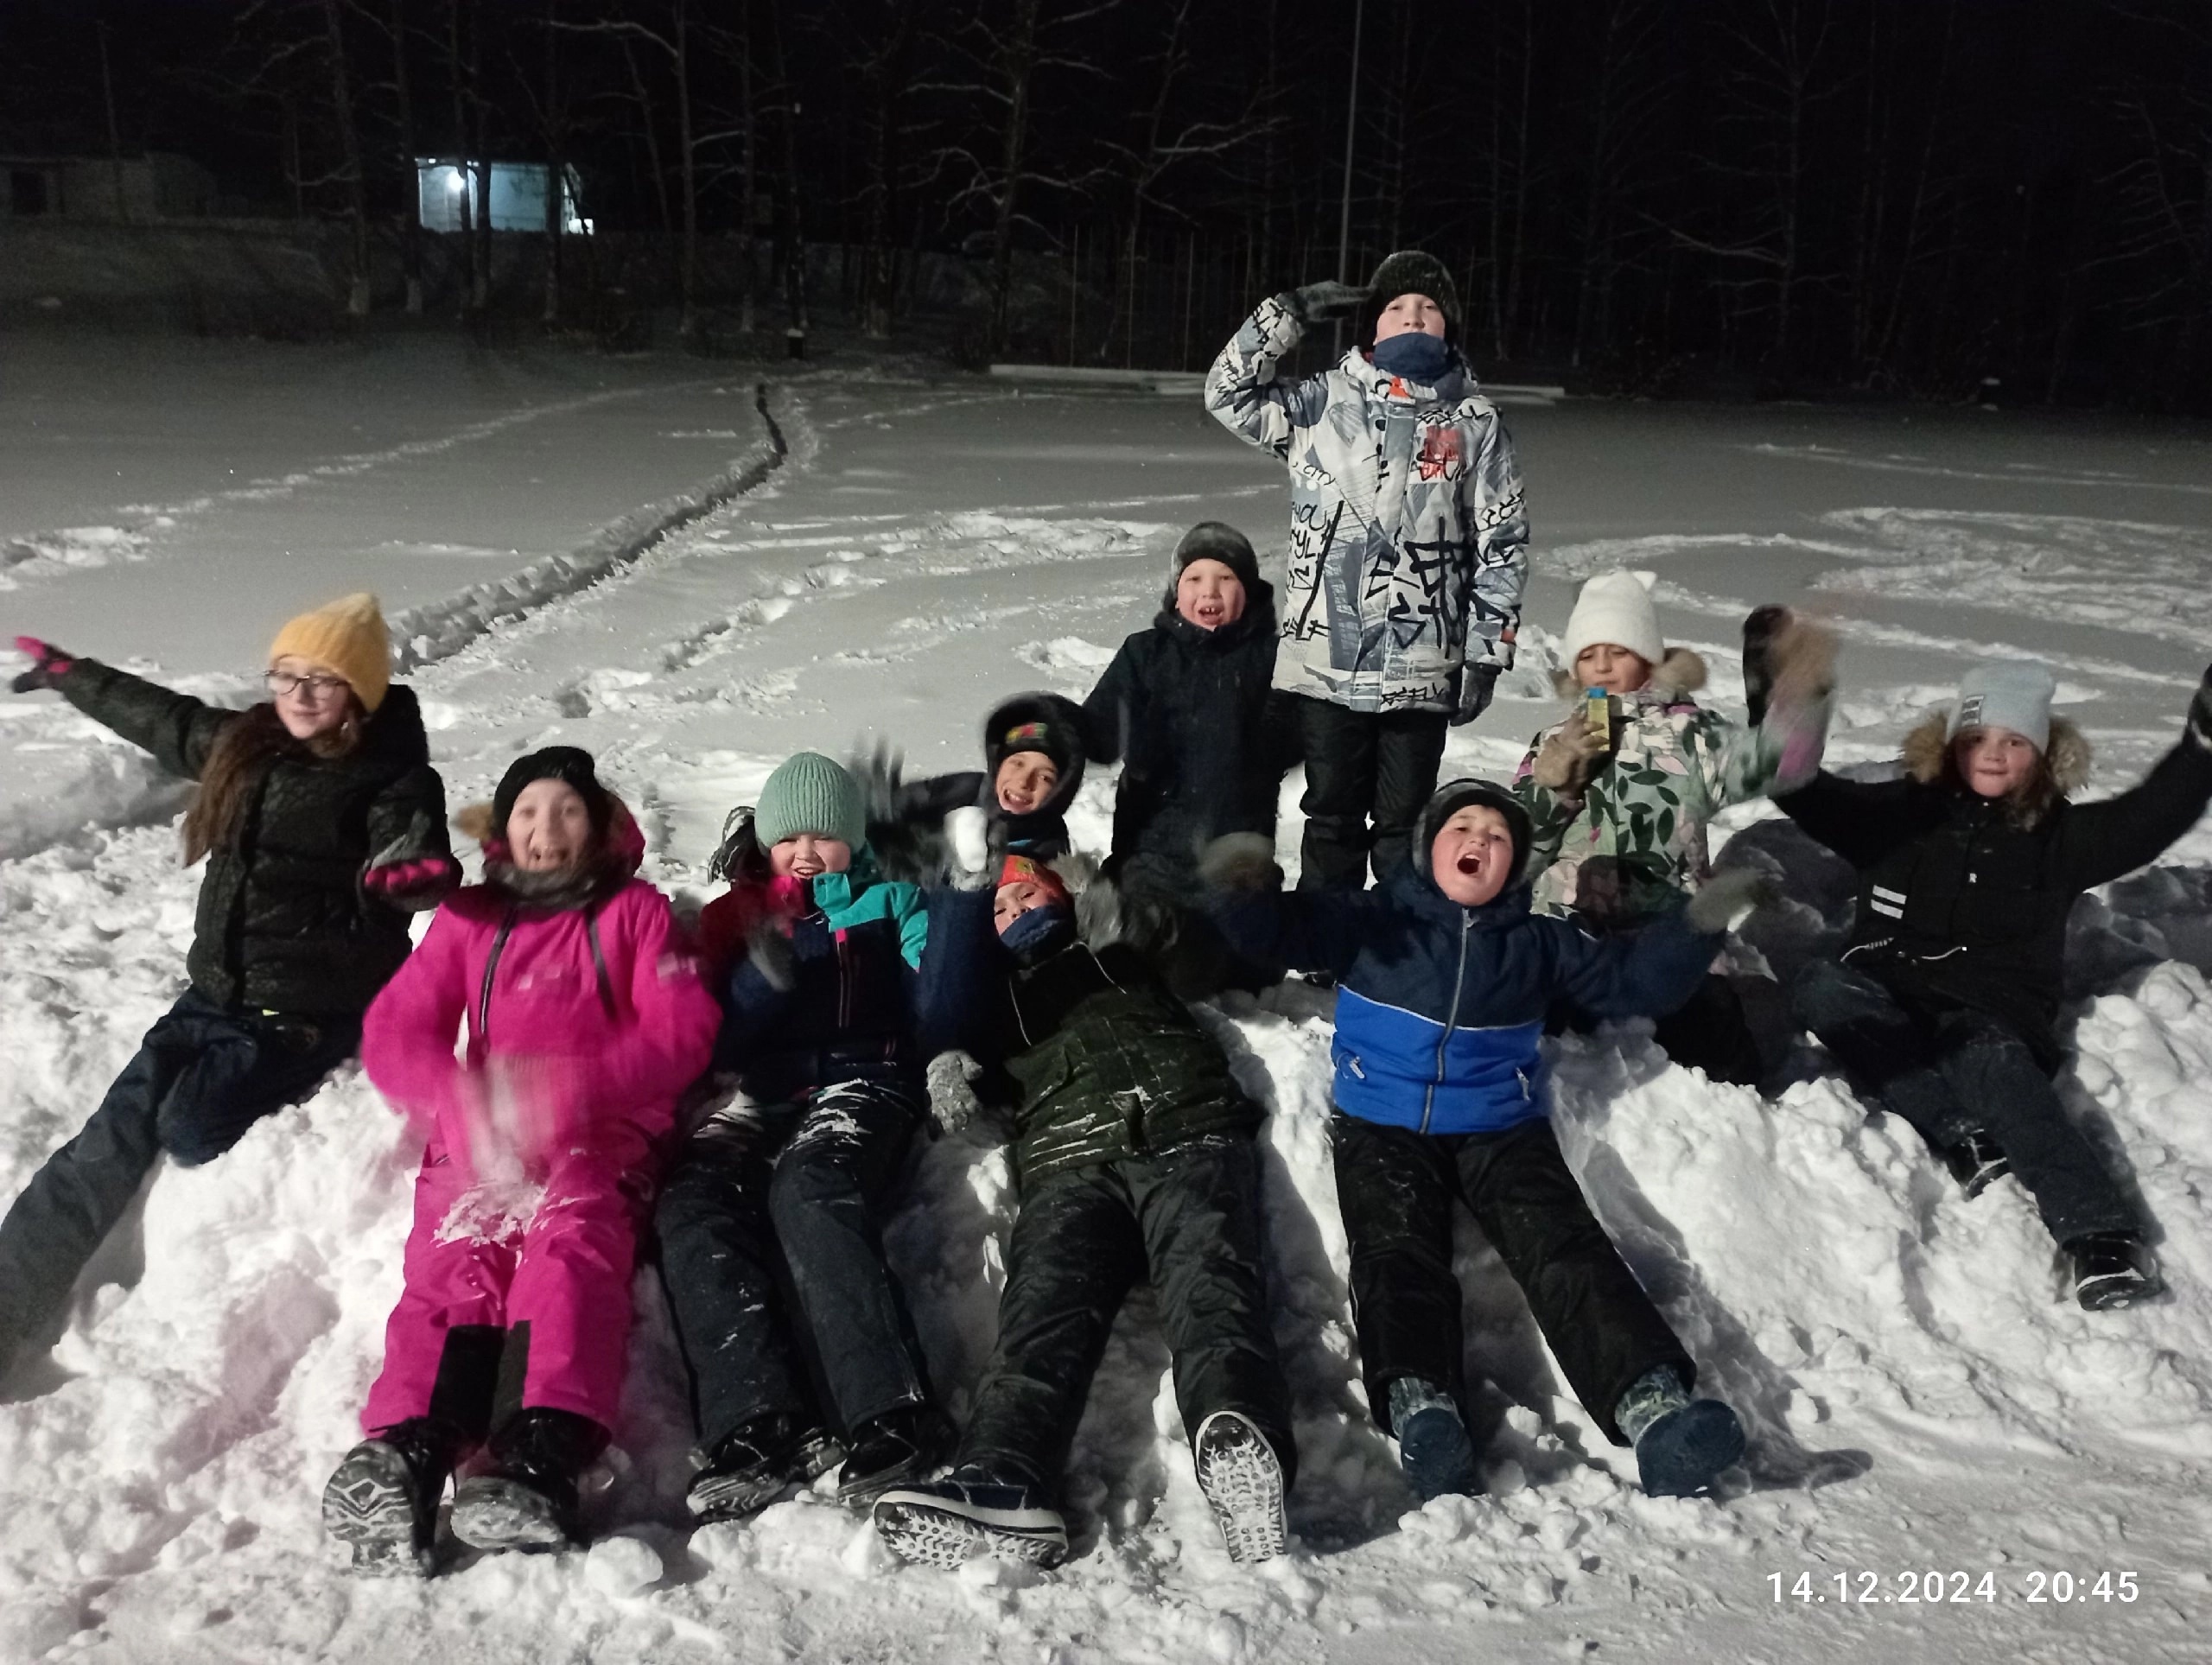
[359, 836, 719, 1439]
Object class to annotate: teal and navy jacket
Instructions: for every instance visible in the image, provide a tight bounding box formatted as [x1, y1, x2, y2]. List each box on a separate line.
[702, 851, 934, 1103]
[1212, 865, 1720, 1135]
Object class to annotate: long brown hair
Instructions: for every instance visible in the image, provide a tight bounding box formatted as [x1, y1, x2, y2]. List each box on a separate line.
[181, 701, 364, 864]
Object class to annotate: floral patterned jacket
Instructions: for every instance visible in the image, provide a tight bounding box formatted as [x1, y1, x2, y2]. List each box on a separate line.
[1511, 649, 1828, 926]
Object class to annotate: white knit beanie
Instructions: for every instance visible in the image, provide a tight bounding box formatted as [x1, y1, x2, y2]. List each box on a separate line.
[1562, 569, 1664, 668]
[1947, 663, 2056, 753]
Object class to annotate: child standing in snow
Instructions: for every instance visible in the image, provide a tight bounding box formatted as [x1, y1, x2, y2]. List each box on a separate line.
[861, 693, 1088, 887]
[1782, 661, 2212, 1311]
[869, 854, 1294, 1570]
[656, 752, 953, 1522]
[1205, 780, 1760, 1502]
[0, 597, 455, 1385]
[323, 747, 719, 1568]
[1080, 520, 1303, 994]
[1513, 574, 1834, 1084]
[1207, 249, 1530, 889]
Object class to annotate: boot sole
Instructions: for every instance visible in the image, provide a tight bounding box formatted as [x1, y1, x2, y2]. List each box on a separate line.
[872, 1493, 1068, 1570]
[687, 1468, 791, 1525]
[1637, 1401, 1746, 1499]
[837, 1446, 941, 1508]
[322, 1444, 435, 1576]
[2078, 1272, 2164, 1312]
[1194, 1411, 1287, 1565]
[449, 1477, 571, 1551]
[1396, 1406, 1482, 1503]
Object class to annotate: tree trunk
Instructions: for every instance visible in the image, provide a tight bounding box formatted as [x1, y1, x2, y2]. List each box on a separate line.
[447, 1, 478, 320]
[675, 0, 699, 343]
[321, 0, 373, 318]
[735, 0, 758, 334]
[859, 0, 914, 339]
[988, 0, 1042, 359]
[391, 0, 423, 314]
[766, 0, 804, 340]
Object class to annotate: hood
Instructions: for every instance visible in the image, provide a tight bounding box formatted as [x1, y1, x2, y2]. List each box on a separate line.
[1406, 777, 1534, 908]
[982, 691, 1088, 823]
[1900, 709, 2090, 828]
[1152, 575, 1278, 649]
[455, 789, 646, 906]
[1548, 646, 1708, 704]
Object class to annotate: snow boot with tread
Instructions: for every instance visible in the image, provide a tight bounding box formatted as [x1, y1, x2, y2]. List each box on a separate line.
[1192, 1409, 1287, 1564]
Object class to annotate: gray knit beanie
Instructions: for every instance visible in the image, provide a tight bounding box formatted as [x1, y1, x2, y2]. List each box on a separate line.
[754, 751, 867, 849]
[1947, 663, 2057, 754]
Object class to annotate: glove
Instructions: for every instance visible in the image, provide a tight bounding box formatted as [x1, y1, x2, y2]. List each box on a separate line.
[1531, 722, 1609, 793]
[1740, 607, 1789, 728]
[1683, 868, 1777, 936]
[1452, 663, 1502, 727]
[2190, 666, 2212, 749]
[925, 1049, 986, 1136]
[1744, 606, 1836, 729]
[852, 738, 906, 823]
[745, 918, 798, 992]
[1281, 280, 1370, 327]
[363, 854, 461, 908]
[1198, 833, 1283, 893]
[11, 635, 74, 694]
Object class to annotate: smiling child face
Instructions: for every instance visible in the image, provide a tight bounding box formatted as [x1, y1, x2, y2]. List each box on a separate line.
[1429, 804, 1517, 906]
[1175, 558, 1248, 631]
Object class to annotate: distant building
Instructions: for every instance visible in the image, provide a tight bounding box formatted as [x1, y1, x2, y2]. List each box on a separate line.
[416, 160, 588, 233]
[2, 153, 215, 220]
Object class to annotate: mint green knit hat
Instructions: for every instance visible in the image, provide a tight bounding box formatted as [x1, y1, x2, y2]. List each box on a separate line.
[754, 751, 866, 850]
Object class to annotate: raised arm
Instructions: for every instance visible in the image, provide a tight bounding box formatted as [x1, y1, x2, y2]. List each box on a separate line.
[2052, 698, 2212, 892]
[1204, 293, 1339, 458]
[48, 658, 234, 780]
[1547, 907, 1724, 1021]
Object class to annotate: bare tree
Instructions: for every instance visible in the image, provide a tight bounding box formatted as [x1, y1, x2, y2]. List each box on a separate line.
[321, 0, 374, 316]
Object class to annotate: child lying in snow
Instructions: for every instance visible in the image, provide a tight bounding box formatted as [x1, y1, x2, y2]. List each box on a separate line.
[325, 747, 718, 1571]
[868, 854, 1294, 1570]
[1781, 658, 2212, 1311]
[1512, 573, 1834, 1084]
[856, 692, 1089, 886]
[1079, 521, 1305, 995]
[0, 595, 454, 1389]
[1205, 780, 1761, 1502]
[658, 753, 953, 1523]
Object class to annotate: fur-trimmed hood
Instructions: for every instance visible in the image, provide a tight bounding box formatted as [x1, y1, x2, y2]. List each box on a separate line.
[452, 791, 646, 905]
[1899, 709, 2091, 825]
[1549, 646, 1708, 704]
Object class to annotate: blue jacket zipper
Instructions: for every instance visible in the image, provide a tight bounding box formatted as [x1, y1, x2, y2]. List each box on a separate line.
[1420, 911, 1474, 1135]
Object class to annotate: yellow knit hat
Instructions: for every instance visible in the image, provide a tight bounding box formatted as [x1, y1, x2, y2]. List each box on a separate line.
[267, 592, 391, 713]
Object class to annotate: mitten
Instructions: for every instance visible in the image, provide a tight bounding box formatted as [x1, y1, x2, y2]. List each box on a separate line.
[1740, 607, 1789, 728]
[745, 918, 798, 992]
[1683, 869, 1777, 935]
[925, 1049, 987, 1136]
[1198, 833, 1283, 893]
[363, 854, 461, 909]
[10, 635, 75, 694]
[852, 738, 906, 822]
[1452, 663, 1501, 728]
[1531, 723, 1609, 793]
[1281, 280, 1370, 326]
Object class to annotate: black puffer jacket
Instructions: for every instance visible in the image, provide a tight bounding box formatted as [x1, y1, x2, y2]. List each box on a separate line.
[922, 887, 1261, 1185]
[55, 659, 452, 1017]
[1778, 712, 2212, 1066]
[1081, 583, 1301, 896]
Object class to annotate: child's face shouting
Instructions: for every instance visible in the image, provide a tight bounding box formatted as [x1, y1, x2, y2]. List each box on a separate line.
[1573, 642, 1652, 696]
[508, 779, 594, 874]
[995, 752, 1059, 815]
[769, 833, 853, 878]
[1954, 727, 2041, 799]
[1175, 558, 1248, 631]
[1429, 804, 1517, 906]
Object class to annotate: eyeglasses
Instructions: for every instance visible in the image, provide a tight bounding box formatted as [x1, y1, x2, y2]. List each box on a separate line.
[264, 670, 352, 699]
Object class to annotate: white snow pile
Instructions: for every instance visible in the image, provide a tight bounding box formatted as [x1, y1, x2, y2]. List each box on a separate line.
[2, 350, 2210, 1662]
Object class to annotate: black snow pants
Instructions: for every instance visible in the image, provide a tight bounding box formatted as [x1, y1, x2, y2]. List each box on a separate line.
[653, 1079, 933, 1451]
[959, 1134, 1295, 1492]
[1332, 1111, 1693, 1446]
[0, 990, 359, 1376]
[1793, 957, 2136, 1245]
[1293, 696, 1451, 891]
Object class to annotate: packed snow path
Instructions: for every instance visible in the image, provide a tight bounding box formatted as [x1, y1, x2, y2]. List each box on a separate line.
[3, 340, 2211, 1662]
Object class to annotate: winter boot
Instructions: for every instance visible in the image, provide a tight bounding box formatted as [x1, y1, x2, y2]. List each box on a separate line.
[1192, 1409, 1287, 1564]
[322, 1418, 461, 1575]
[2068, 1233, 2164, 1312]
[836, 1403, 951, 1505]
[872, 1465, 1069, 1570]
[687, 1414, 843, 1524]
[1389, 1376, 1480, 1502]
[1942, 1132, 2012, 1198]
[449, 1407, 609, 1551]
[1616, 1366, 1745, 1499]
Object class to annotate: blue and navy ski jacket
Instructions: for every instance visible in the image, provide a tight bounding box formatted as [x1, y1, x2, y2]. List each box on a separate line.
[1212, 867, 1721, 1135]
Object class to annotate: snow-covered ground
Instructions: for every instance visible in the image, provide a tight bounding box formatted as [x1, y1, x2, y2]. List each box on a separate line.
[3, 337, 2211, 1663]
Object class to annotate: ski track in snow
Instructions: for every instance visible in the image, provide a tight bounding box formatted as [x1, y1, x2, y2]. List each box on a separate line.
[3, 367, 2212, 1662]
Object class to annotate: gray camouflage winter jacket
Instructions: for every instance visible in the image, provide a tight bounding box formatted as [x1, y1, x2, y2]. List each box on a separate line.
[1205, 294, 1530, 716]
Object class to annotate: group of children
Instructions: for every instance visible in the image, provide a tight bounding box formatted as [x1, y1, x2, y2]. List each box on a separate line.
[2, 247, 2202, 1583]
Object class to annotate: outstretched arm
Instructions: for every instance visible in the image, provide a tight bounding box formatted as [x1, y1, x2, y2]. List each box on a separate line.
[1204, 293, 1338, 458]
[2053, 702, 2212, 891]
[45, 658, 234, 780]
